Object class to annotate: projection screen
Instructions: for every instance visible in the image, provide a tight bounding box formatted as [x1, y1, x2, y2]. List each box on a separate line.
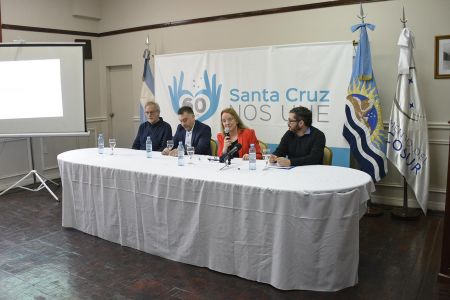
[0, 43, 87, 137]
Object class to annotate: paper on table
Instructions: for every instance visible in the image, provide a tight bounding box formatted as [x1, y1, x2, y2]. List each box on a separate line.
[266, 164, 295, 170]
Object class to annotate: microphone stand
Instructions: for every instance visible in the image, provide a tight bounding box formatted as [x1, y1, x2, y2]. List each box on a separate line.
[219, 142, 241, 171]
[219, 157, 232, 170]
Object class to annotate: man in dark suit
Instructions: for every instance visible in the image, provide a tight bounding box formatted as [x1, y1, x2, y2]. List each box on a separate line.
[161, 106, 212, 156]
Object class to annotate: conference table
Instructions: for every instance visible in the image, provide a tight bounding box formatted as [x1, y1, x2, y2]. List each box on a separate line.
[57, 148, 374, 291]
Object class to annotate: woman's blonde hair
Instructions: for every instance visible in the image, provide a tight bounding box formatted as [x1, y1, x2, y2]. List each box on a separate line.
[220, 107, 247, 133]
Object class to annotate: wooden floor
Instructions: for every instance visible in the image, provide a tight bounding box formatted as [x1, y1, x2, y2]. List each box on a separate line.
[0, 184, 449, 300]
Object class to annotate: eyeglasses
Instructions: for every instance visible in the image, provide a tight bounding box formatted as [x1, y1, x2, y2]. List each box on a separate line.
[287, 119, 298, 123]
[146, 110, 158, 115]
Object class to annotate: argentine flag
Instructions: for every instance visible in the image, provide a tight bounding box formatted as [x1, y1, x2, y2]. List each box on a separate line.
[387, 28, 429, 213]
[343, 22, 388, 182]
[139, 55, 155, 122]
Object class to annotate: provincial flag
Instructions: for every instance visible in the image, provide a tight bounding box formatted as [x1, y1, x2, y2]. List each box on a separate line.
[387, 28, 429, 213]
[140, 53, 155, 123]
[343, 23, 388, 182]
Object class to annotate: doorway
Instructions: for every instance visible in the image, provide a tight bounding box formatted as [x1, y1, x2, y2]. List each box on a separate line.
[106, 65, 135, 148]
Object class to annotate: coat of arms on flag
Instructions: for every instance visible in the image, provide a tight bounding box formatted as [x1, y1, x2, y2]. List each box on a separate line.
[343, 22, 388, 183]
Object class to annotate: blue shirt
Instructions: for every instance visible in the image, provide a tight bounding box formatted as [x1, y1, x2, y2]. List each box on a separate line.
[132, 117, 173, 151]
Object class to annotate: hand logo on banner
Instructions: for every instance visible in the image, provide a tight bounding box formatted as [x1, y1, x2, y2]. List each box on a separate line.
[168, 70, 222, 122]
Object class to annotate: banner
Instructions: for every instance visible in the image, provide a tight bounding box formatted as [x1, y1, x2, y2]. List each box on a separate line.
[155, 42, 353, 166]
[343, 23, 387, 182]
[387, 28, 429, 213]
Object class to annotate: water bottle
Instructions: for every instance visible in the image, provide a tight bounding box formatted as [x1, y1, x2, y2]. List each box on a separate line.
[146, 136, 152, 158]
[249, 143, 256, 170]
[98, 133, 104, 154]
[177, 141, 185, 166]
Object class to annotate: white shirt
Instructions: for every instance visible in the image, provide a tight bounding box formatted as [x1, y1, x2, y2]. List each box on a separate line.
[185, 122, 195, 146]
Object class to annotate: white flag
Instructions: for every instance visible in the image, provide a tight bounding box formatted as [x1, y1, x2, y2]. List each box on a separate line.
[387, 28, 429, 213]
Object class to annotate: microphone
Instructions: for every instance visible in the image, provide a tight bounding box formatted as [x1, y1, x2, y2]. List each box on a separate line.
[219, 143, 242, 163]
[224, 127, 230, 138]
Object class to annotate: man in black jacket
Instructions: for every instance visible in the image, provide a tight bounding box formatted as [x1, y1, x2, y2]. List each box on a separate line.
[270, 106, 326, 167]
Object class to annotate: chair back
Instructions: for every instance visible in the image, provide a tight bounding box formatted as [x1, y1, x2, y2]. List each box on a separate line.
[323, 146, 333, 165]
[210, 139, 218, 156]
[258, 140, 268, 153]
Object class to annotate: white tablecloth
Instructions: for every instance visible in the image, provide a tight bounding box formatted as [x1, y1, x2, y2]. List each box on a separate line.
[57, 148, 374, 291]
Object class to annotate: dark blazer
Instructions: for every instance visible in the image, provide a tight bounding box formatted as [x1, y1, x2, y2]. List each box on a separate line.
[173, 120, 212, 155]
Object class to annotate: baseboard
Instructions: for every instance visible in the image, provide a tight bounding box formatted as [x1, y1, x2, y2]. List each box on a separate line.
[371, 194, 445, 212]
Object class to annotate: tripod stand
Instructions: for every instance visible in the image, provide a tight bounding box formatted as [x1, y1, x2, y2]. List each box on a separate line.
[0, 137, 59, 200]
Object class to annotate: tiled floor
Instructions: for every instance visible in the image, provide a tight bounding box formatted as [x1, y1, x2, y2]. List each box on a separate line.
[0, 184, 448, 299]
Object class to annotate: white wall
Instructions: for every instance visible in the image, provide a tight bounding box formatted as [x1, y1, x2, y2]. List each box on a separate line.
[0, 0, 103, 190]
[1, 0, 100, 32]
[0, 0, 449, 210]
[98, 0, 330, 32]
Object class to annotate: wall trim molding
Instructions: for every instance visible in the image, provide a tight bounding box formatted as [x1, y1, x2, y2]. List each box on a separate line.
[87, 116, 107, 123]
[0, 24, 99, 37]
[373, 181, 446, 211]
[1, 0, 391, 37]
[0, 170, 30, 181]
[98, 0, 391, 37]
[376, 181, 446, 195]
[0, 137, 27, 143]
[43, 165, 58, 172]
[383, 121, 450, 130]
[371, 194, 445, 212]
[430, 139, 450, 146]
[428, 122, 450, 130]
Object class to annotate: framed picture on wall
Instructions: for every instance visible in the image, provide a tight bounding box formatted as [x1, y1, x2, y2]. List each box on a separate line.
[435, 35, 450, 79]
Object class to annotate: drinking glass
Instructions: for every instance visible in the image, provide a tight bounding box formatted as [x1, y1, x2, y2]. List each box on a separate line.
[166, 139, 174, 151]
[263, 148, 271, 166]
[109, 138, 116, 155]
[187, 146, 195, 164]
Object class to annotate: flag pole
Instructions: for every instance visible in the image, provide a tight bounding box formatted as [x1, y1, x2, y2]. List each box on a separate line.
[355, 2, 383, 217]
[400, 6, 407, 29]
[143, 36, 150, 59]
[390, 7, 421, 220]
[391, 178, 421, 220]
[357, 1, 366, 24]
[143, 35, 151, 75]
[139, 35, 152, 123]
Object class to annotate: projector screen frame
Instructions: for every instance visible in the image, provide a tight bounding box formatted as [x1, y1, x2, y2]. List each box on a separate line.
[0, 42, 88, 138]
